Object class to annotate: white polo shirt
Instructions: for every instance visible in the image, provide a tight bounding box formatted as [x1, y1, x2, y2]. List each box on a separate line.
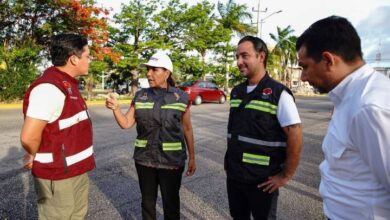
[26, 83, 65, 123]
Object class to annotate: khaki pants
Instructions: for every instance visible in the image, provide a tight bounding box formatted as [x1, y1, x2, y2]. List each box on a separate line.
[34, 173, 90, 220]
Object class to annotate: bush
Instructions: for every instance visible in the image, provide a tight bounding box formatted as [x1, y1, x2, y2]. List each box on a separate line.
[0, 42, 41, 102]
[0, 68, 38, 101]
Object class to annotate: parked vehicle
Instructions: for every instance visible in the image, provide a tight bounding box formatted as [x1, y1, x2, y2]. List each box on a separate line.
[115, 78, 150, 94]
[104, 81, 114, 90]
[113, 80, 130, 94]
[179, 80, 226, 105]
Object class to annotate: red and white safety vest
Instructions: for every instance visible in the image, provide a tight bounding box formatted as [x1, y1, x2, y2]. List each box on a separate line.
[23, 66, 95, 180]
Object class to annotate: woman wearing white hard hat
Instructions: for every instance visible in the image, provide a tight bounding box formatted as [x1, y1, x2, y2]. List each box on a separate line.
[105, 52, 196, 220]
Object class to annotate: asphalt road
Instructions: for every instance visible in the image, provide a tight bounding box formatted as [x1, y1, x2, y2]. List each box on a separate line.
[0, 96, 333, 220]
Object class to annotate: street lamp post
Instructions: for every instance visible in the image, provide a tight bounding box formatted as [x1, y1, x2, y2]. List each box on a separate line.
[252, 0, 282, 39]
[101, 71, 108, 90]
[252, 0, 267, 38]
[259, 10, 282, 38]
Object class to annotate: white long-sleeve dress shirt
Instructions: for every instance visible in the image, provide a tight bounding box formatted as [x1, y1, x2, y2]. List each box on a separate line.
[320, 64, 390, 220]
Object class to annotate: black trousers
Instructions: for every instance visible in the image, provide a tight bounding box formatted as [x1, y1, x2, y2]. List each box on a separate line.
[135, 163, 184, 220]
[227, 178, 278, 220]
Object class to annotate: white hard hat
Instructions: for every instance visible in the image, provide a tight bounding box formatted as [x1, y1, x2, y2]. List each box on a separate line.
[141, 52, 173, 73]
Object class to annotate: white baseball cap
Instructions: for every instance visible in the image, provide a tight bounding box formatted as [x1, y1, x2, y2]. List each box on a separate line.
[141, 52, 173, 73]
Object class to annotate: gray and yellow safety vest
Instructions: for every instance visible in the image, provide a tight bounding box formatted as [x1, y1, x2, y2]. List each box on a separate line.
[225, 74, 293, 184]
[133, 87, 188, 167]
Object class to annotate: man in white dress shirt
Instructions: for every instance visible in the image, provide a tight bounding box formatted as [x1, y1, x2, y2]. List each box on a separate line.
[297, 16, 390, 220]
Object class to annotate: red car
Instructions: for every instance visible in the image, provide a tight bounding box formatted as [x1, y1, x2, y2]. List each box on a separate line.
[179, 80, 226, 105]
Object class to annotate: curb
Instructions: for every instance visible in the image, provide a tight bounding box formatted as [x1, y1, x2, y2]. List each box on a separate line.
[0, 99, 132, 110]
[0, 103, 23, 109]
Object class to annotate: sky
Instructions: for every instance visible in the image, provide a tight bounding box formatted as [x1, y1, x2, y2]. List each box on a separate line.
[96, 0, 390, 63]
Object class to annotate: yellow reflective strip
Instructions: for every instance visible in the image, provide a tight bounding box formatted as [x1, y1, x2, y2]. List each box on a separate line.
[245, 105, 276, 114]
[249, 100, 277, 110]
[242, 158, 269, 165]
[135, 102, 154, 105]
[136, 139, 147, 144]
[135, 102, 154, 109]
[135, 139, 147, 147]
[136, 106, 154, 109]
[243, 153, 270, 160]
[230, 99, 242, 104]
[161, 106, 186, 111]
[162, 103, 187, 107]
[163, 147, 182, 151]
[167, 103, 187, 108]
[230, 99, 242, 107]
[162, 142, 182, 151]
[242, 153, 270, 165]
[161, 103, 187, 111]
[163, 142, 182, 147]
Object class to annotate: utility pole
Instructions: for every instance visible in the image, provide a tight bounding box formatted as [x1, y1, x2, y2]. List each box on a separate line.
[252, 0, 282, 39]
[252, 0, 267, 38]
[255, 0, 260, 38]
[259, 10, 282, 38]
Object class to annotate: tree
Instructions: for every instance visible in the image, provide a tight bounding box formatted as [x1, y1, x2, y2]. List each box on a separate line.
[182, 1, 230, 79]
[0, 41, 41, 101]
[112, 0, 159, 81]
[216, 0, 255, 88]
[270, 25, 297, 88]
[87, 60, 108, 98]
[0, 0, 116, 59]
[151, 0, 189, 49]
[0, 0, 119, 101]
[172, 51, 209, 82]
[217, 0, 254, 36]
[60, 0, 120, 99]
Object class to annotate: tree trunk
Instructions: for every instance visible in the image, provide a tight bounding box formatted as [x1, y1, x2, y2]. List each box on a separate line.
[86, 75, 94, 100]
[201, 51, 206, 80]
[130, 69, 139, 97]
[224, 42, 230, 93]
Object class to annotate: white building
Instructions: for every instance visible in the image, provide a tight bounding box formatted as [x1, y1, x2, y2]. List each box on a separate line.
[368, 61, 390, 78]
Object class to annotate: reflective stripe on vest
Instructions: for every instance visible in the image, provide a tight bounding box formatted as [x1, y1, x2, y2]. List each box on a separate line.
[34, 153, 54, 163]
[135, 102, 154, 109]
[161, 103, 187, 112]
[245, 100, 277, 115]
[66, 145, 94, 166]
[162, 142, 182, 151]
[227, 133, 286, 147]
[242, 153, 270, 166]
[34, 145, 93, 165]
[230, 99, 242, 107]
[59, 110, 89, 130]
[135, 139, 147, 148]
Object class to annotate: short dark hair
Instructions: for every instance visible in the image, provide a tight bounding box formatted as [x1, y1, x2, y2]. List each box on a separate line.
[50, 33, 88, 66]
[296, 16, 363, 63]
[238, 36, 269, 68]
